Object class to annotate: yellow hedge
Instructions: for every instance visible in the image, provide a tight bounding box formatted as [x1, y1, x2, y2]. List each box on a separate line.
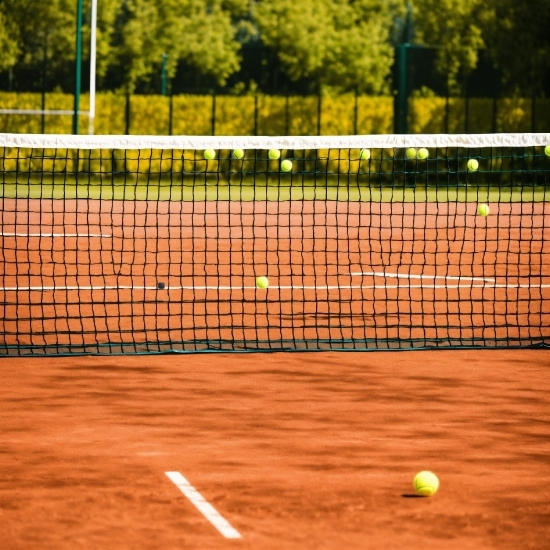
[0, 92, 548, 135]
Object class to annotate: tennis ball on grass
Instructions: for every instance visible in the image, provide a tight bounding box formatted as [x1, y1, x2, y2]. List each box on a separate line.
[414, 471, 439, 496]
[545, 145, 550, 157]
[405, 147, 417, 160]
[268, 149, 281, 160]
[256, 276, 269, 289]
[204, 149, 216, 160]
[231, 149, 244, 160]
[359, 148, 371, 160]
[417, 148, 429, 160]
[467, 158, 479, 172]
[477, 204, 490, 216]
[281, 159, 293, 172]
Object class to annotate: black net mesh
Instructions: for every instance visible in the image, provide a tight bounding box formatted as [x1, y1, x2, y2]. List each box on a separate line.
[1, 136, 549, 355]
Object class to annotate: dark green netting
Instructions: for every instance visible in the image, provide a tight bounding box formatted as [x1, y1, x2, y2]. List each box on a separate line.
[1, 139, 549, 355]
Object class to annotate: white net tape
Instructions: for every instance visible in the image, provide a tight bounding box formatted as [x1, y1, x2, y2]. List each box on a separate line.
[0, 132, 549, 150]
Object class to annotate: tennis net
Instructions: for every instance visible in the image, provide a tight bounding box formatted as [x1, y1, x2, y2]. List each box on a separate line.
[1, 133, 549, 355]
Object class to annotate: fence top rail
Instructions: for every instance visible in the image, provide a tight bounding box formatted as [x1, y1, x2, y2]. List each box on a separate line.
[0, 133, 549, 151]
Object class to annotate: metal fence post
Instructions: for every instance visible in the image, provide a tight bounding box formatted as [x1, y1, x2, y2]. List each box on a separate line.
[394, 44, 408, 134]
[353, 88, 358, 135]
[254, 94, 258, 136]
[285, 93, 289, 135]
[531, 92, 536, 133]
[125, 93, 130, 135]
[73, 0, 83, 134]
[168, 93, 173, 135]
[211, 91, 216, 136]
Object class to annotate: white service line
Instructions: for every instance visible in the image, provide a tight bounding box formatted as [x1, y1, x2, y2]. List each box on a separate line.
[353, 271, 495, 283]
[0, 232, 111, 237]
[165, 471, 241, 539]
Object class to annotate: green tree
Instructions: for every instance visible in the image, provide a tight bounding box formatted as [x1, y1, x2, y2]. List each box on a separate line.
[253, 0, 405, 94]
[411, 0, 495, 91]
[106, 0, 242, 92]
[0, 7, 20, 71]
[0, 0, 76, 76]
[486, 0, 550, 95]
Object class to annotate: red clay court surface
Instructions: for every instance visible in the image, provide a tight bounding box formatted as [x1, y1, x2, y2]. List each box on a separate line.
[1, 198, 549, 351]
[1, 349, 550, 550]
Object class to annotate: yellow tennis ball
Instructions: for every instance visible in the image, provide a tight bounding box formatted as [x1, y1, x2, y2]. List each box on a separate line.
[405, 147, 417, 160]
[413, 471, 439, 496]
[417, 148, 429, 160]
[281, 159, 293, 172]
[545, 145, 550, 157]
[231, 149, 244, 159]
[268, 149, 281, 160]
[477, 203, 490, 216]
[467, 159, 479, 172]
[256, 276, 269, 289]
[204, 149, 216, 160]
[359, 148, 370, 160]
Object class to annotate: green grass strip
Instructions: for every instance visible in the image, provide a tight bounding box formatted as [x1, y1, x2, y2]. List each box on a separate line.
[0, 183, 548, 202]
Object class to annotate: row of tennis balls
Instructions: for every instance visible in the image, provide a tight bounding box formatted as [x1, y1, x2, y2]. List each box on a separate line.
[404, 147, 480, 172]
[205, 145, 550, 172]
[204, 148, 294, 172]
[363, 145, 550, 161]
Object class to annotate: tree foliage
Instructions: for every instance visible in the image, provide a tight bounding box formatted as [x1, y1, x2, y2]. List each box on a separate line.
[0, 0, 547, 96]
[106, 0, 241, 92]
[486, 0, 550, 95]
[411, 0, 495, 91]
[0, 0, 76, 72]
[254, 0, 404, 94]
[0, 8, 20, 72]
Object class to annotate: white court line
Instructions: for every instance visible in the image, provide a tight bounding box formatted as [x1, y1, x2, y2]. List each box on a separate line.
[165, 471, 241, 539]
[354, 271, 495, 283]
[1, 284, 548, 291]
[0, 232, 111, 237]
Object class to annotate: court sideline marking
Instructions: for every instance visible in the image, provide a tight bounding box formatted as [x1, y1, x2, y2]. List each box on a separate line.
[165, 471, 241, 539]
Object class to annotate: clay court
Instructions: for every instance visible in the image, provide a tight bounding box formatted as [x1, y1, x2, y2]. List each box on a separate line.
[1, 349, 550, 549]
[1, 134, 550, 548]
[1, 191, 550, 549]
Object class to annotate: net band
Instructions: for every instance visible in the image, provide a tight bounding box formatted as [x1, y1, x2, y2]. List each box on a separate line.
[1, 132, 549, 150]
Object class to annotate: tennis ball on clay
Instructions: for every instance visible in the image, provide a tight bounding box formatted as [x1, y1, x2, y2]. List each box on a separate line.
[359, 148, 371, 160]
[268, 148, 281, 160]
[477, 203, 490, 216]
[417, 148, 429, 160]
[467, 158, 479, 172]
[414, 471, 439, 496]
[405, 147, 417, 160]
[281, 159, 293, 172]
[545, 145, 550, 157]
[231, 149, 244, 160]
[204, 149, 216, 160]
[256, 276, 269, 289]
